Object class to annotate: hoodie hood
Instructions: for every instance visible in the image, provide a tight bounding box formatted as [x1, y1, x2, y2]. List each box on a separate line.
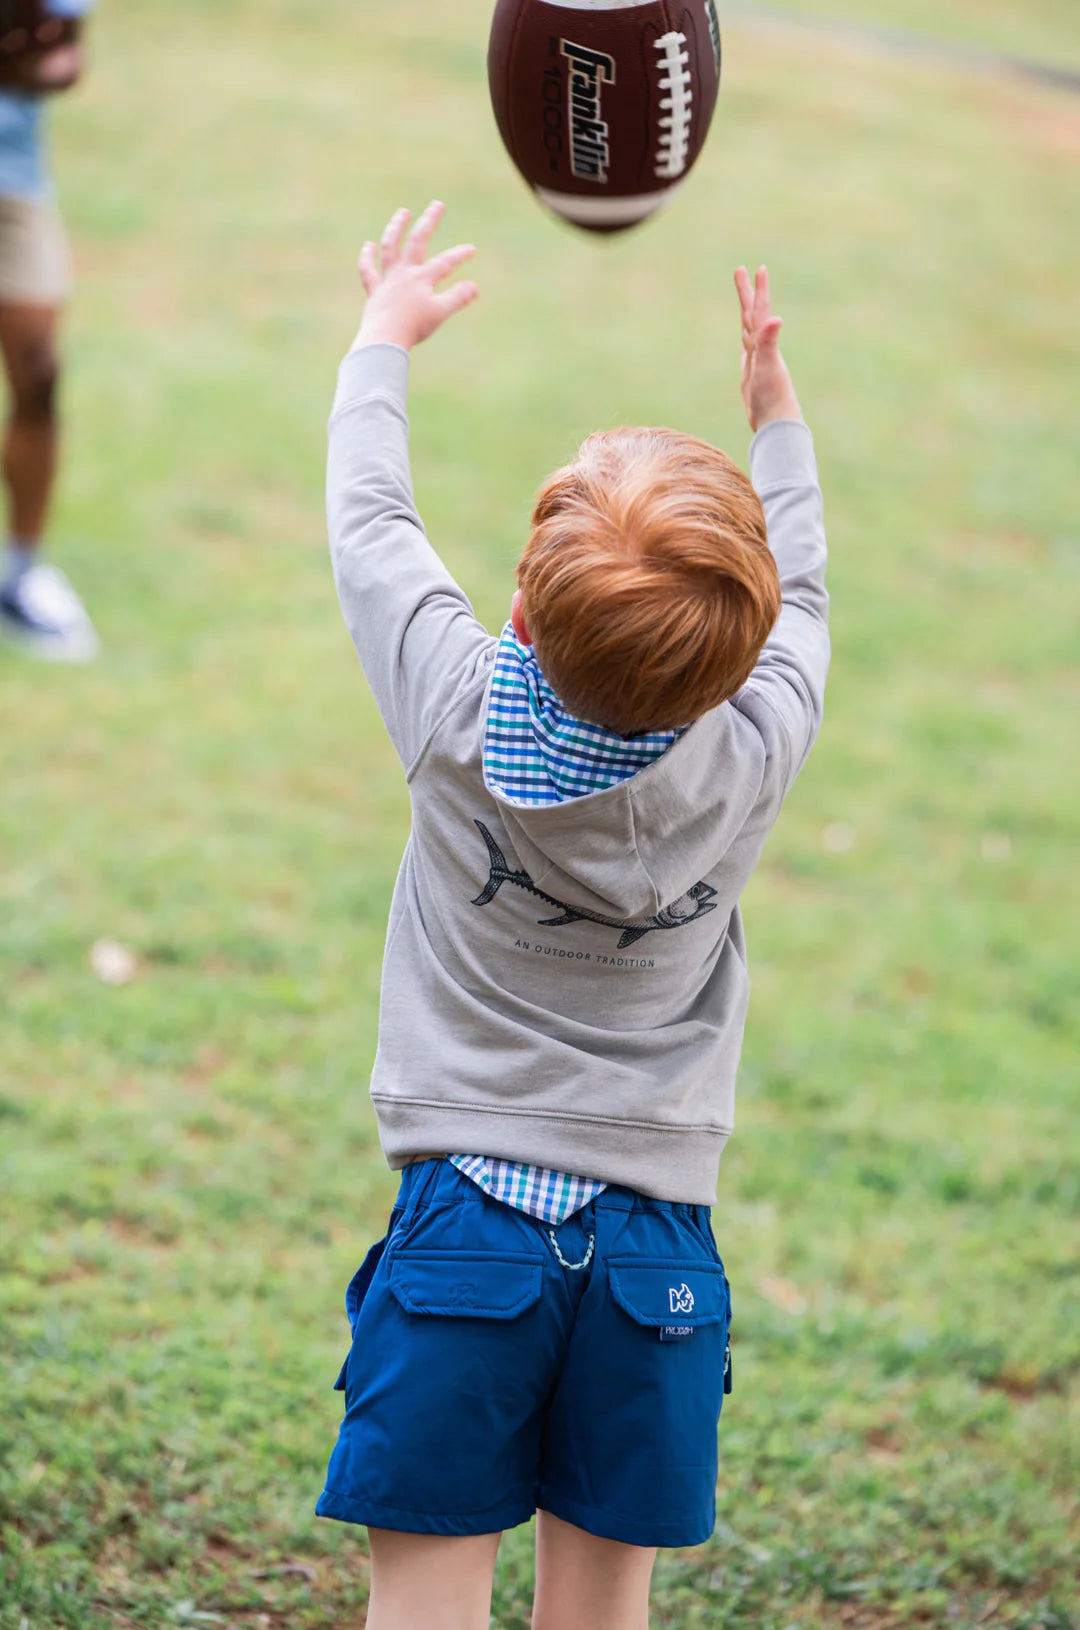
[484, 651, 772, 922]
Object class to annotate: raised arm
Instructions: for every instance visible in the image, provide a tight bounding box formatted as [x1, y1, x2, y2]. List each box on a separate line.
[328, 204, 493, 772]
[731, 266, 830, 793]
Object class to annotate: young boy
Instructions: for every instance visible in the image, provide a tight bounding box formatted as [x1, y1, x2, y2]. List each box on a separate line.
[317, 202, 828, 1630]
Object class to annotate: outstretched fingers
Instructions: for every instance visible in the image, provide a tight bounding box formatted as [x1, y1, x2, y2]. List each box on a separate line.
[734, 265, 755, 327]
[753, 268, 780, 354]
[404, 199, 446, 263]
[735, 264, 780, 352]
[435, 279, 480, 320]
[355, 202, 479, 343]
[380, 207, 412, 271]
[753, 265, 772, 327]
[358, 240, 379, 294]
[755, 314, 784, 359]
[427, 242, 478, 286]
[362, 205, 473, 281]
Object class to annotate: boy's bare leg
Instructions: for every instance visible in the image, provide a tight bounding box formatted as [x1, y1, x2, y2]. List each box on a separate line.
[532, 1510, 657, 1630]
[0, 300, 60, 543]
[365, 1528, 502, 1630]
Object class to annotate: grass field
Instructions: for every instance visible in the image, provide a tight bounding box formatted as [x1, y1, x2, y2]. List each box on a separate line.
[2, 0, 1078, 1625]
[730, 0, 1080, 75]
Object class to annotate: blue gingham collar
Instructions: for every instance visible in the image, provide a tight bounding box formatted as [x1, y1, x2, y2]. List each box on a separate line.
[483, 622, 683, 808]
[449, 1155, 605, 1224]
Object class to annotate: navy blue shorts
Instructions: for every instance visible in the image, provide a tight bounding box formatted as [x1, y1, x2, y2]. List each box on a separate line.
[316, 1159, 733, 1549]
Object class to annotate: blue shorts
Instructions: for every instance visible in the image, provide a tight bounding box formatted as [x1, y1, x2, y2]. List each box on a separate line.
[316, 1159, 733, 1549]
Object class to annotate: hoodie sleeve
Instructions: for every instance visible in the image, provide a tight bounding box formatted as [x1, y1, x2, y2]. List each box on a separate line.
[327, 344, 494, 771]
[734, 418, 830, 797]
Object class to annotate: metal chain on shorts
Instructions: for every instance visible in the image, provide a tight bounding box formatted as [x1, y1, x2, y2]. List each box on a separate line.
[547, 1228, 595, 1271]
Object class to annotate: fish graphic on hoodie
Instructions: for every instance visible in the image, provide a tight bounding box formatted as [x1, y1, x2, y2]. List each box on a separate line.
[472, 819, 718, 950]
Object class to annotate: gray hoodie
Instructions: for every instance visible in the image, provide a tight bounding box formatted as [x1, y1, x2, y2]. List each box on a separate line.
[328, 345, 829, 1205]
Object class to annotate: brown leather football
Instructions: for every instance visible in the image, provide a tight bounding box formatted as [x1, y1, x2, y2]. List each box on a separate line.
[488, 0, 721, 233]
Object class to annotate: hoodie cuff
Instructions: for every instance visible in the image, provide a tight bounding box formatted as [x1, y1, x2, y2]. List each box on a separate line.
[332, 343, 411, 419]
[749, 418, 818, 495]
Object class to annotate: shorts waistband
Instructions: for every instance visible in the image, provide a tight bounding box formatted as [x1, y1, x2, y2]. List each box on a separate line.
[394, 1158, 710, 1222]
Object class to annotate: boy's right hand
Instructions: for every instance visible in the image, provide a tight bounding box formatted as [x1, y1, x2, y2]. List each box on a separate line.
[734, 265, 803, 432]
[351, 201, 478, 354]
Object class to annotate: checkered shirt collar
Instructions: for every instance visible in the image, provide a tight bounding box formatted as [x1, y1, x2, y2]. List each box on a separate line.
[483, 622, 683, 808]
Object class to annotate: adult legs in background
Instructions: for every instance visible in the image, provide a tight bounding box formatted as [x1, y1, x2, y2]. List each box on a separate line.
[365, 1528, 502, 1630]
[532, 1509, 657, 1630]
[0, 289, 98, 660]
[0, 299, 60, 541]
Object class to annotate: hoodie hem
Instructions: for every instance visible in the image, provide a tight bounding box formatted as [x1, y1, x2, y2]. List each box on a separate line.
[371, 1096, 730, 1206]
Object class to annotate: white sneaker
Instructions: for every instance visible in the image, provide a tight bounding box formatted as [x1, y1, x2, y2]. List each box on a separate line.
[0, 561, 100, 663]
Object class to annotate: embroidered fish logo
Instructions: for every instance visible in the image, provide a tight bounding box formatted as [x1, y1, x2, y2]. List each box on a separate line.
[471, 820, 718, 950]
[669, 1283, 695, 1315]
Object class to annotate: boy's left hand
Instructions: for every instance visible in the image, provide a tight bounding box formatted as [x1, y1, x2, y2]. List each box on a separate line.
[734, 264, 802, 433]
[352, 201, 478, 353]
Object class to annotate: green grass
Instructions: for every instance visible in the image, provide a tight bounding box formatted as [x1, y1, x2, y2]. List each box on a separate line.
[734, 0, 1080, 73]
[2, 0, 1078, 1625]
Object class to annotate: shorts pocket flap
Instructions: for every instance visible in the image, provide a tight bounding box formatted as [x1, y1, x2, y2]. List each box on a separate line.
[389, 1250, 545, 1320]
[608, 1259, 728, 1328]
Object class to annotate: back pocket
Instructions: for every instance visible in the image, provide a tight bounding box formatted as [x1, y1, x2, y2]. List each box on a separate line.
[389, 1250, 545, 1320]
[607, 1258, 729, 1330]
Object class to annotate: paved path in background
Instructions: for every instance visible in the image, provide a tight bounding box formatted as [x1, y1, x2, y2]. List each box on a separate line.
[728, 2, 1080, 95]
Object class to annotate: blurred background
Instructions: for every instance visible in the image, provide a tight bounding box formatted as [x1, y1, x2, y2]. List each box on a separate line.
[1, 0, 1078, 1625]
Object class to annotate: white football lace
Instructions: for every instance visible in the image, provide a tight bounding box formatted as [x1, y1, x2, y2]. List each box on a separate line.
[654, 32, 693, 180]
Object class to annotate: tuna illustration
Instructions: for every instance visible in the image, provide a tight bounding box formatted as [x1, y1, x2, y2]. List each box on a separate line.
[471, 820, 718, 950]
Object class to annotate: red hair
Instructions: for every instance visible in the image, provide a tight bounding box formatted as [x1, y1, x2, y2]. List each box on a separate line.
[516, 428, 780, 733]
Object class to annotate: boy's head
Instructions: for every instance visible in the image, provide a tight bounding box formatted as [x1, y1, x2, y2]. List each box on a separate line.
[514, 427, 781, 735]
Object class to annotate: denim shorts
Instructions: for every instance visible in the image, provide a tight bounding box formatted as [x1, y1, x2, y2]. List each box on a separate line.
[316, 1159, 733, 1548]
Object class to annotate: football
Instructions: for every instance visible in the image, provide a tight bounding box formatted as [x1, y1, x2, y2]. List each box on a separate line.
[488, 0, 722, 233]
